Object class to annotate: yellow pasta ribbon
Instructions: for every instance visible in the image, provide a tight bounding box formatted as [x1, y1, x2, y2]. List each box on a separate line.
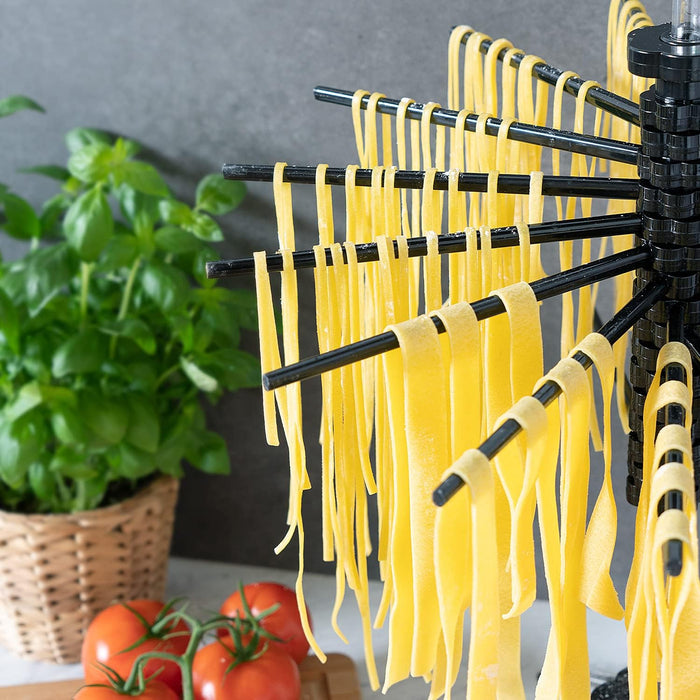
[443, 449, 499, 700]
[432, 301, 480, 699]
[535, 357, 591, 698]
[575, 333, 624, 620]
[388, 316, 449, 679]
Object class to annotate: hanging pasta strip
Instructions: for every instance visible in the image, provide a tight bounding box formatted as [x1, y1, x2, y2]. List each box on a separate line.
[366, 93, 386, 168]
[485, 282, 542, 699]
[448, 25, 472, 114]
[449, 109, 469, 172]
[652, 510, 700, 700]
[484, 37, 514, 117]
[381, 325, 413, 690]
[464, 32, 489, 114]
[421, 169, 442, 313]
[432, 301, 480, 699]
[574, 333, 624, 620]
[476, 114, 496, 176]
[447, 168, 468, 304]
[329, 243, 381, 690]
[533, 398, 565, 700]
[626, 342, 693, 621]
[315, 164, 334, 247]
[393, 317, 449, 678]
[351, 90, 371, 168]
[627, 381, 693, 621]
[273, 166, 310, 532]
[495, 121, 518, 256]
[516, 54, 548, 172]
[394, 98, 421, 317]
[396, 97, 415, 236]
[515, 223, 531, 283]
[627, 422, 693, 699]
[311, 244, 351, 647]
[253, 252, 281, 447]
[344, 241, 375, 496]
[495, 395, 548, 619]
[466, 226, 481, 304]
[479, 225, 493, 298]
[500, 47, 521, 121]
[571, 81, 604, 346]
[330, 244, 362, 590]
[486, 170, 510, 288]
[312, 245, 336, 564]
[526, 171, 546, 280]
[374, 233, 399, 599]
[442, 449, 500, 700]
[535, 357, 592, 697]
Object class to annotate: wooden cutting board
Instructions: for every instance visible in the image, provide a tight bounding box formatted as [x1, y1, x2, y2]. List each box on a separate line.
[2, 653, 361, 699]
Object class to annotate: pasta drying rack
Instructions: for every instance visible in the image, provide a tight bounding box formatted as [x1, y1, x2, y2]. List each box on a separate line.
[208, 2, 700, 697]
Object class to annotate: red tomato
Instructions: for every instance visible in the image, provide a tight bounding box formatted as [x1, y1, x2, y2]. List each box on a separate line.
[81, 599, 190, 696]
[74, 679, 179, 699]
[193, 640, 301, 700]
[219, 582, 311, 664]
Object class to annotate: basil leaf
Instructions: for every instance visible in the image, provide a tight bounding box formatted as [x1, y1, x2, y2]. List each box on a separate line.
[52, 329, 107, 377]
[68, 142, 117, 183]
[29, 462, 55, 502]
[154, 226, 201, 254]
[109, 443, 154, 479]
[195, 175, 246, 215]
[0, 286, 19, 352]
[63, 186, 113, 261]
[112, 161, 169, 197]
[125, 394, 160, 453]
[99, 317, 155, 355]
[117, 185, 161, 232]
[140, 261, 190, 313]
[51, 404, 88, 444]
[49, 445, 96, 479]
[202, 348, 260, 390]
[159, 200, 223, 242]
[3, 381, 43, 422]
[20, 164, 71, 182]
[0, 415, 43, 488]
[65, 127, 112, 153]
[40, 193, 72, 237]
[81, 391, 129, 445]
[0, 95, 44, 118]
[96, 234, 139, 272]
[1, 192, 40, 240]
[188, 431, 230, 475]
[25, 243, 77, 313]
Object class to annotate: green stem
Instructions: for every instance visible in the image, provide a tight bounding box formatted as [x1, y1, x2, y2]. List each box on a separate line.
[124, 610, 206, 700]
[109, 256, 142, 359]
[30, 236, 39, 252]
[154, 364, 180, 390]
[80, 262, 93, 328]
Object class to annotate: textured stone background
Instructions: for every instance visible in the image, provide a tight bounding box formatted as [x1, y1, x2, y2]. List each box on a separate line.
[0, 0, 668, 595]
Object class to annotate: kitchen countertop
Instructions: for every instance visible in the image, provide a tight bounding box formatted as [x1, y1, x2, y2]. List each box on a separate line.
[0, 556, 628, 697]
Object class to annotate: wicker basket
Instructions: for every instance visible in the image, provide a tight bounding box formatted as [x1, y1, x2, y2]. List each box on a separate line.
[0, 475, 179, 664]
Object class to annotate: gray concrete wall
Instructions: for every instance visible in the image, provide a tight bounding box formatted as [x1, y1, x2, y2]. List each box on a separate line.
[0, 0, 668, 594]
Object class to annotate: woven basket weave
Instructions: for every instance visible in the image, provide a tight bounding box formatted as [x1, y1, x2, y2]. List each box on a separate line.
[0, 475, 179, 664]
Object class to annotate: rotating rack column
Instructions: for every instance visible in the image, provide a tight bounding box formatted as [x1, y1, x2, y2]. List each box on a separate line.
[627, 18, 700, 505]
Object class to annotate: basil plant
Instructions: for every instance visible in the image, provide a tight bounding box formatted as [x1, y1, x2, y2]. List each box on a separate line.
[0, 97, 259, 513]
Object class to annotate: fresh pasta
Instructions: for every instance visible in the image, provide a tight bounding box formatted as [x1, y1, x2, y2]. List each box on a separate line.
[246, 2, 700, 699]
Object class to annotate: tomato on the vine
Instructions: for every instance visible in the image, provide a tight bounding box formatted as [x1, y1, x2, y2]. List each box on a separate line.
[74, 679, 180, 700]
[81, 599, 190, 696]
[192, 640, 301, 700]
[219, 582, 310, 664]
